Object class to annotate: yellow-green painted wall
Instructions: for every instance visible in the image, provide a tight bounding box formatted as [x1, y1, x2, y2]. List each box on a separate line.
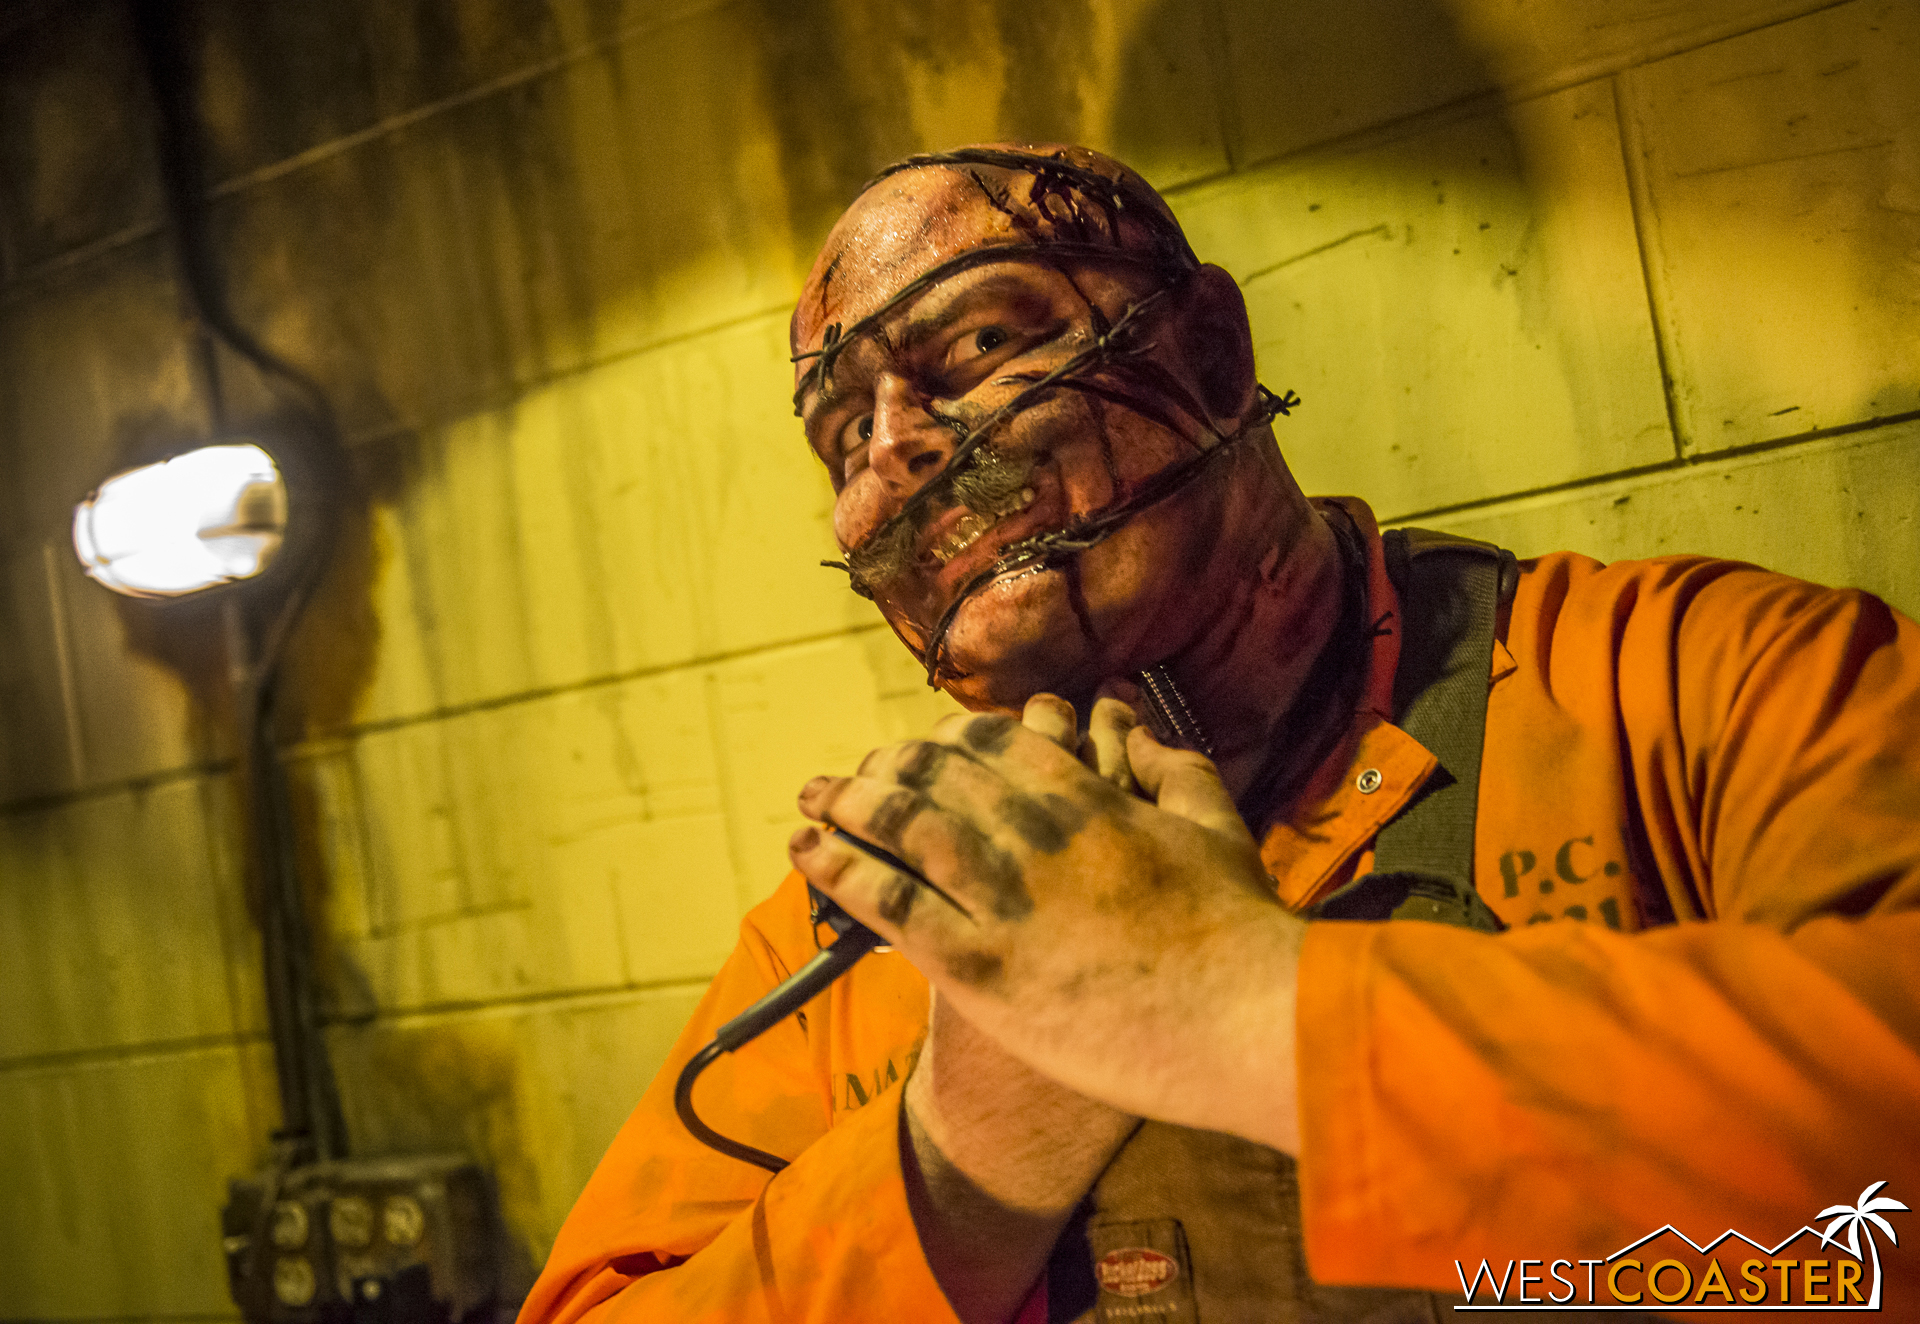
[0, 0, 1914, 1316]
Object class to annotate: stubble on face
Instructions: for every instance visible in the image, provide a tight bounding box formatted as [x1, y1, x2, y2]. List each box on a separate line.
[843, 427, 1040, 592]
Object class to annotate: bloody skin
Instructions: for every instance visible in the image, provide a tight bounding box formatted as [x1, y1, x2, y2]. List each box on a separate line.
[792, 145, 1352, 815]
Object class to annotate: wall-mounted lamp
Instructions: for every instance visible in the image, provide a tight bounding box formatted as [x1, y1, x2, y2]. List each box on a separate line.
[73, 442, 287, 597]
[70, 426, 505, 1315]
[92, 2, 509, 1315]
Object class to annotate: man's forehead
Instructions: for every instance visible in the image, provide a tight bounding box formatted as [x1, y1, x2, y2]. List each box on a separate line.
[793, 170, 1018, 351]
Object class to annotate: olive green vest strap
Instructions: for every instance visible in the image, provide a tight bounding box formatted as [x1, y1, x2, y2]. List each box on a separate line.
[1308, 529, 1516, 932]
[1055, 530, 1525, 1323]
[1378, 530, 1514, 889]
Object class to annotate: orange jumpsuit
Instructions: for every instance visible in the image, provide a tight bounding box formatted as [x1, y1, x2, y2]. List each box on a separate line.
[519, 500, 1920, 1322]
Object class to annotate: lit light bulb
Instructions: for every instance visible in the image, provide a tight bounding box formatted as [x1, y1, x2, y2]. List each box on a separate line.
[72, 443, 287, 597]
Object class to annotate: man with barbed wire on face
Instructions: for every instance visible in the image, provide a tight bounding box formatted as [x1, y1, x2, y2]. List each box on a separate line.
[518, 145, 1920, 1324]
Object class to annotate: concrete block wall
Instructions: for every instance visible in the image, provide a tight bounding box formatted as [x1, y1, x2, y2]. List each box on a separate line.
[0, 0, 1913, 1317]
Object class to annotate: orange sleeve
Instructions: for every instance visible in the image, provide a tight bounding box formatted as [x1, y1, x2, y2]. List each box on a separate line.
[516, 876, 959, 1324]
[1297, 559, 1920, 1294]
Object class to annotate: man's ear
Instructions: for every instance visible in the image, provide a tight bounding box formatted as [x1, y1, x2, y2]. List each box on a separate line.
[1173, 264, 1258, 426]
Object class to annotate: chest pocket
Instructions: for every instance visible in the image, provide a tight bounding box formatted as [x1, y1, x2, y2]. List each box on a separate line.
[1056, 1125, 1454, 1323]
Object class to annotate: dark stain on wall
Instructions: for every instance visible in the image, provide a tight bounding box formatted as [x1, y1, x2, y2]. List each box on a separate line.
[186, 0, 565, 185]
[743, 0, 919, 275]
[994, 0, 1095, 145]
[330, 1015, 545, 1300]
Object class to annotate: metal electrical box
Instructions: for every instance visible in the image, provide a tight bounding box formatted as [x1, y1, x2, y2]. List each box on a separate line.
[222, 1154, 502, 1323]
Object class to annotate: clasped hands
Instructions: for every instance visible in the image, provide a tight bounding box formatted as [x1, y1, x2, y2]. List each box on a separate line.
[788, 693, 1306, 1161]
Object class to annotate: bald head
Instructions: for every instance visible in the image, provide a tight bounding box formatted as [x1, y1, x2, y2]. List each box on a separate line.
[791, 144, 1196, 375]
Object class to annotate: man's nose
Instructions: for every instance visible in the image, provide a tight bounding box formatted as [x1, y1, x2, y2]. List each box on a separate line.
[867, 373, 955, 494]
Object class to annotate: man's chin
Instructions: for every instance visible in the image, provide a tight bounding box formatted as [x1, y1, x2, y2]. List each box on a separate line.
[925, 569, 1109, 710]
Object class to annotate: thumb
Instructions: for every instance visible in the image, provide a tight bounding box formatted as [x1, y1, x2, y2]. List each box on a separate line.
[1127, 724, 1248, 838]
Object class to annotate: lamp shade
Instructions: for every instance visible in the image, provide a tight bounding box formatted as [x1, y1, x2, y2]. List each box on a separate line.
[73, 443, 287, 597]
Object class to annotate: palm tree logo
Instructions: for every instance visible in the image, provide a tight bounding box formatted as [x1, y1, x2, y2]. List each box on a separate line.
[1816, 1180, 1908, 1309]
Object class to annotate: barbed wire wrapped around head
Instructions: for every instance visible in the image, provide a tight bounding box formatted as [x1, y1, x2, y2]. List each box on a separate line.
[796, 147, 1298, 686]
[793, 147, 1197, 415]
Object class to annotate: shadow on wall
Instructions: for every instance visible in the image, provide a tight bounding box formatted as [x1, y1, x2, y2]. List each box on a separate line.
[744, 0, 1512, 262]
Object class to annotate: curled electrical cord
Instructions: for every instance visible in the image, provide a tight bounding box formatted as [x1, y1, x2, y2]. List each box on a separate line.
[675, 832, 935, 1172]
[673, 914, 878, 1173]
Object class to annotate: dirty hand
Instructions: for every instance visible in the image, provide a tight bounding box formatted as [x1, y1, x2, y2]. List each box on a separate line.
[887, 696, 1143, 1323]
[790, 694, 1304, 1153]
[902, 695, 1140, 1215]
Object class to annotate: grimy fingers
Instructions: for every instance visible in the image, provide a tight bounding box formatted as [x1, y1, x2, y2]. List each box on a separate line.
[926, 711, 1104, 805]
[789, 823, 959, 935]
[846, 731, 1017, 817]
[797, 762, 1037, 924]
[1081, 695, 1139, 792]
[1022, 693, 1078, 752]
[796, 773, 939, 869]
[788, 824, 1000, 986]
[1126, 724, 1250, 839]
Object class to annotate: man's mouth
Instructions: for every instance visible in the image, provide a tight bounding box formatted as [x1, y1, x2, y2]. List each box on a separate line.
[929, 488, 1038, 565]
[843, 440, 1046, 593]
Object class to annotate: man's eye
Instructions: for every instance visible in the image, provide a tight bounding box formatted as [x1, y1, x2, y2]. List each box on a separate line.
[973, 326, 1009, 355]
[835, 414, 874, 478]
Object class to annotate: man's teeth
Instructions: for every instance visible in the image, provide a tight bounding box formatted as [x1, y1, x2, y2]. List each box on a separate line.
[933, 488, 1037, 564]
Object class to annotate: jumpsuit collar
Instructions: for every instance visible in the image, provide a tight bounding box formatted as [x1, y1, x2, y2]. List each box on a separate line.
[1254, 498, 1511, 910]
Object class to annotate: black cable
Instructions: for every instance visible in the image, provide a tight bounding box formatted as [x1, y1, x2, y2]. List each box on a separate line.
[130, 0, 334, 429]
[130, 0, 348, 685]
[675, 831, 940, 1172]
[674, 927, 880, 1173]
[129, 0, 351, 1168]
